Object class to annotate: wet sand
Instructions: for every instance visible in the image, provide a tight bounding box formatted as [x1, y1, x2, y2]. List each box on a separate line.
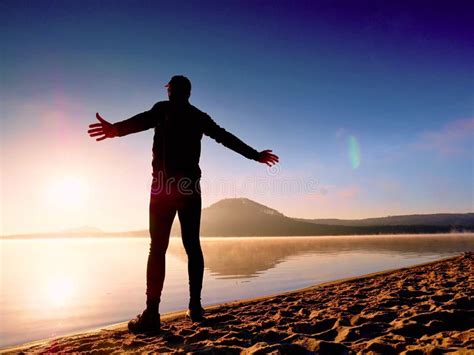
[3, 253, 473, 354]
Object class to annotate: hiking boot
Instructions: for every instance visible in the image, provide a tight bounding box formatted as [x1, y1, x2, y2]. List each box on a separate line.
[186, 306, 206, 322]
[128, 310, 161, 334]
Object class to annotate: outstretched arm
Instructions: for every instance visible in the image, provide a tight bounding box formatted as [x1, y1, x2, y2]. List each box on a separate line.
[88, 104, 162, 141]
[202, 114, 279, 166]
[88, 113, 118, 141]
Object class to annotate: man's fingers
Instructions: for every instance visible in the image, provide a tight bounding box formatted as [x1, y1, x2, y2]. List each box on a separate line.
[96, 135, 107, 141]
[88, 128, 103, 134]
[261, 155, 279, 166]
[96, 112, 106, 123]
[90, 132, 104, 137]
[260, 158, 276, 166]
[260, 150, 278, 162]
[89, 123, 102, 129]
[263, 152, 279, 161]
[88, 128, 103, 133]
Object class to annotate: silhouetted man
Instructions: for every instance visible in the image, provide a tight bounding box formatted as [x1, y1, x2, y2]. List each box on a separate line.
[88, 75, 279, 333]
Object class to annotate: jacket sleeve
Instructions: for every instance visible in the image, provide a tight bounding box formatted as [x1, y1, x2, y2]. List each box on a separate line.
[202, 113, 260, 161]
[113, 102, 164, 137]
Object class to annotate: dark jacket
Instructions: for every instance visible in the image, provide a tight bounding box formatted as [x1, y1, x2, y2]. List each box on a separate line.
[113, 101, 259, 179]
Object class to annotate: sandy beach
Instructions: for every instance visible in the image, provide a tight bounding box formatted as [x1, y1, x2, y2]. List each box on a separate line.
[3, 252, 473, 354]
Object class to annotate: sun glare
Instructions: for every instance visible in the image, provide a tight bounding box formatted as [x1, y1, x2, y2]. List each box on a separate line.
[46, 277, 75, 307]
[46, 176, 89, 208]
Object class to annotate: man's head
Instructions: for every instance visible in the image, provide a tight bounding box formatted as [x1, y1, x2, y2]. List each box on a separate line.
[166, 75, 191, 102]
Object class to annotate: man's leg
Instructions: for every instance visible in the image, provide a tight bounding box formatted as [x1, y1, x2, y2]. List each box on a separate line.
[128, 192, 176, 333]
[146, 194, 176, 313]
[177, 192, 204, 310]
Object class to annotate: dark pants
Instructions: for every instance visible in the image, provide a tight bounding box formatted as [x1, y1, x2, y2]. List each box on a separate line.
[146, 176, 204, 308]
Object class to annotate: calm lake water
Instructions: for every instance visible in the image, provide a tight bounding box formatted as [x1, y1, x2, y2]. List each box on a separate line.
[1, 233, 473, 348]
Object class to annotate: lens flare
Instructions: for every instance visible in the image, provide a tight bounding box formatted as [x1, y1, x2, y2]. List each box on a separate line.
[348, 135, 361, 169]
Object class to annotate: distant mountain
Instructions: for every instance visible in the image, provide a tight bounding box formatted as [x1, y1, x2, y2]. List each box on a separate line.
[297, 214, 474, 228]
[170, 198, 474, 236]
[3, 198, 473, 239]
[60, 226, 104, 234]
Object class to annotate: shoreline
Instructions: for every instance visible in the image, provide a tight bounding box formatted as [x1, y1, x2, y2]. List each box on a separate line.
[3, 253, 473, 353]
[2, 231, 474, 241]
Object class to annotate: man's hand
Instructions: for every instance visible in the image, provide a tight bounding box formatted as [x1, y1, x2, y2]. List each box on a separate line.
[257, 150, 279, 166]
[88, 113, 118, 141]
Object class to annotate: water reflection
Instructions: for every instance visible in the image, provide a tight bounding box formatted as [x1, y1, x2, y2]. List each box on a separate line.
[44, 276, 76, 307]
[168, 234, 474, 279]
[1, 234, 473, 348]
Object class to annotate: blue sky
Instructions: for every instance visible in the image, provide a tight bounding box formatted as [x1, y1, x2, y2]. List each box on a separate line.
[1, 1, 473, 234]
